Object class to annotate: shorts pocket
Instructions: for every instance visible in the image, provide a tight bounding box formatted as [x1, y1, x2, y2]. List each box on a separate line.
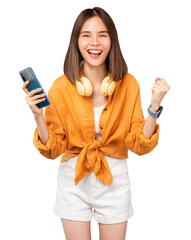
[107, 158, 128, 176]
[59, 157, 77, 171]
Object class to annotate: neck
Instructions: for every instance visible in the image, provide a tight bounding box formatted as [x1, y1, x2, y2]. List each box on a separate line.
[81, 62, 108, 85]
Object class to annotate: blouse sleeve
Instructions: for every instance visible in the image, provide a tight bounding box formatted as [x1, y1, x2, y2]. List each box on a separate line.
[125, 87, 159, 155]
[33, 91, 67, 159]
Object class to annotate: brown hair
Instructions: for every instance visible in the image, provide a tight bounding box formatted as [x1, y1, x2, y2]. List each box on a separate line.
[64, 7, 128, 84]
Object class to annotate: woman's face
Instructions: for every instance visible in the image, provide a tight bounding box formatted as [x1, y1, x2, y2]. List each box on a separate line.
[78, 16, 111, 69]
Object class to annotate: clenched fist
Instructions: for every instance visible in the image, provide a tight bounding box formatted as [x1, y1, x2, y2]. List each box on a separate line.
[151, 77, 170, 112]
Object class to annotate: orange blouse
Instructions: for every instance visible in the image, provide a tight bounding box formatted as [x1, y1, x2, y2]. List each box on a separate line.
[33, 73, 159, 186]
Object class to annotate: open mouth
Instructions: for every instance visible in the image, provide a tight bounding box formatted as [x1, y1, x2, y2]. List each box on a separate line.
[87, 50, 103, 58]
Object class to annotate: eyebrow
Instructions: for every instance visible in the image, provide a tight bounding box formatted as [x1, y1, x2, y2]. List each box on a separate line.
[80, 30, 109, 34]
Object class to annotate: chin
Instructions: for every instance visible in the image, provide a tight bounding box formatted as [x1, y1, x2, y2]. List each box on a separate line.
[83, 57, 107, 69]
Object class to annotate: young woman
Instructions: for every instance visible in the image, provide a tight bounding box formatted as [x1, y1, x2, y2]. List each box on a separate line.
[22, 7, 170, 240]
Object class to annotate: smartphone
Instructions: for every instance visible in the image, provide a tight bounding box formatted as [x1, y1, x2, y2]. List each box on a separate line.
[19, 67, 50, 108]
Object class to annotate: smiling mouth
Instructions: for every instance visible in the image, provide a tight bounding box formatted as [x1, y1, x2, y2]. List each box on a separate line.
[87, 50, 103, 55]
[87, 50, 103, 59]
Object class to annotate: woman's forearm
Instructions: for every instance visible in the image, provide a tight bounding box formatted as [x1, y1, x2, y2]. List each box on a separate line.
[143, 114, 157, 139]
[34, 114, 49, 145]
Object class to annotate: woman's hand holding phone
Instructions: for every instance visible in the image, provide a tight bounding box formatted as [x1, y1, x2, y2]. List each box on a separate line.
[22, 80, 45, 119]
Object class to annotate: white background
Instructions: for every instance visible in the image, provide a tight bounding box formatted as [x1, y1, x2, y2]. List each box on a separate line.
[1, 0, 190, 239]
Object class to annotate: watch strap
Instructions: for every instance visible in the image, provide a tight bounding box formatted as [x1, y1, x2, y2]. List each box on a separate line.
[147, 104, 163, 118]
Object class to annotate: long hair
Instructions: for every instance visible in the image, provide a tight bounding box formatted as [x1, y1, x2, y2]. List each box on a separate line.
[64, 7, 128, 84]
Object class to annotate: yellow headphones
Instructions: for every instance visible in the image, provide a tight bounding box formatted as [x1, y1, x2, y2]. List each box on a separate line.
[75, 75, 116, 97]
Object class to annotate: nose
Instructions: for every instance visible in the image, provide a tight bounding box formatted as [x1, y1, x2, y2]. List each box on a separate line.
[90, 34, 100, 46]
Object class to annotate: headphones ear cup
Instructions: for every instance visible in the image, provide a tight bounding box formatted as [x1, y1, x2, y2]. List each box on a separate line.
[81, 77, 92, 96]
[76, 80, 85, 96]
[107, 81, 116, 96]
[76, 77, 93, 96]
[100, 76, 116, 96]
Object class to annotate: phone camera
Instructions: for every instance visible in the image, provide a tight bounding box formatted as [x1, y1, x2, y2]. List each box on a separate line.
[21, 73, 26, 82]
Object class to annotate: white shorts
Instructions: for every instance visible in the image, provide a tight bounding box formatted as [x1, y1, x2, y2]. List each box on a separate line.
[53, 155, 134, 224]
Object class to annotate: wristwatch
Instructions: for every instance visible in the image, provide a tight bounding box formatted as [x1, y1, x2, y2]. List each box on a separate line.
[147, 104, 163, 118]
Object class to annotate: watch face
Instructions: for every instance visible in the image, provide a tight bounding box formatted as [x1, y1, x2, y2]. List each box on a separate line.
[157, 106, 163, 117]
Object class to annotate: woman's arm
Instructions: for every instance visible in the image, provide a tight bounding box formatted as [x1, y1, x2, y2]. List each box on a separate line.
[34, 114, 49, 145]
[22, 80, 49, 145]
[142, 114, 157, 139]
[143, 77, 170, 138]
[23, 80, 67, 159]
